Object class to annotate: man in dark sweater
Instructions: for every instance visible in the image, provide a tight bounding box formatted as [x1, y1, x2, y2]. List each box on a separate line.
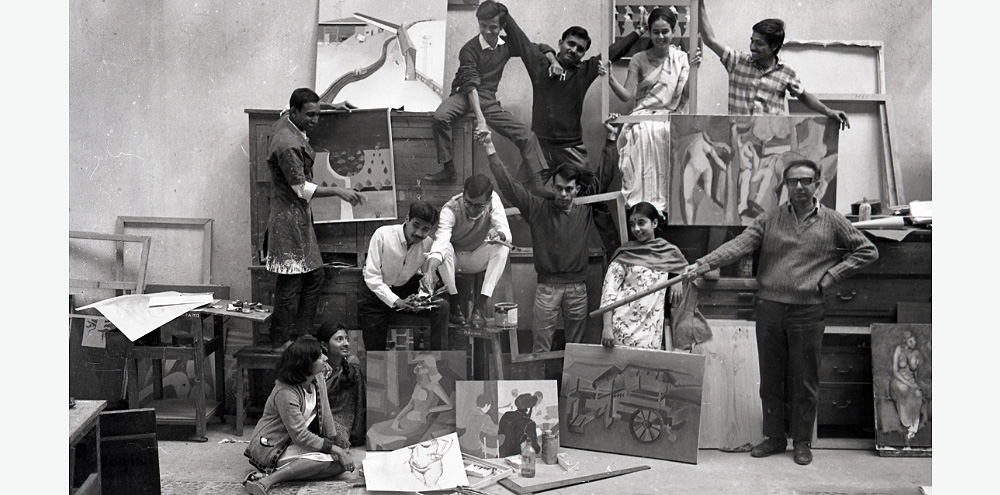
[497, 13, 642, 253]
[682, 160, 877, 466]
[483, 123, 616, 353]
[425, 0, 547, 196]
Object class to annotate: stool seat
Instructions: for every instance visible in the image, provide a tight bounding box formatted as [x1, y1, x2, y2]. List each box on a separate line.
[234, 346, 282, 436]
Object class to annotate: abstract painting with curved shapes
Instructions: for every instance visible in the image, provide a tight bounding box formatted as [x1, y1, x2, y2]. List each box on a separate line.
[669, 115, 839, 226]
[871, 323, 932, 454]
[309, 108, 397, 222]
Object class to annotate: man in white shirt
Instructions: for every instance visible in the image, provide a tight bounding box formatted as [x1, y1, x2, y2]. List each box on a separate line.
[358, 201, 451, 351]
[423, 175, 512, 329]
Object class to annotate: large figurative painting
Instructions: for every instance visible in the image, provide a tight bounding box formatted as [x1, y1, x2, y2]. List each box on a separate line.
[560, 344, 706, 464]
[310, 109, 397, 222]
[455, 380, 559, 459]
[871, 324, 932, 455]
[365, 351, 467, 451]
[669, 115, 839, 226]
[316, 0, 447, 112]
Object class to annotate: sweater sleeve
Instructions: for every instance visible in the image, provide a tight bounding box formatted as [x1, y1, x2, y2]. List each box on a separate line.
[488, 151, 540, 220]
[826, 213, 879, 282]
[697, 214, 767, 270]
[274, 386, 334, 454]
[455, 44, 481, 94]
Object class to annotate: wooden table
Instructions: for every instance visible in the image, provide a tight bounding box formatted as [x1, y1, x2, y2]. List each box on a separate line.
[126, 300, 271, 441]
[70, 400, 106, 495]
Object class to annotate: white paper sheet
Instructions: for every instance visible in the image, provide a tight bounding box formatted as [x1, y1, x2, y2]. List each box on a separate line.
[77, 292, 209, 341]
[80, 316, 113, 348]
[147, 292, 214, 307]
[363, 433, 468, 492]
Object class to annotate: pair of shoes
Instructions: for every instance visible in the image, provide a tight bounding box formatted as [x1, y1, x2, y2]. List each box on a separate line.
[244, 480, 269, 495]
[424, 169, 456, 183]
[750, 437, 787, 458]
[470, 309, 486, 329]
[449, 309, 467, 327]
[241, 471, 263, 486]
[793, 442, 813, 465]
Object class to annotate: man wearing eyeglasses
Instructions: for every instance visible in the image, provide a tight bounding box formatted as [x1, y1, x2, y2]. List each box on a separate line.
[424, 175, 512, 329]
[681, 160, 877, 466]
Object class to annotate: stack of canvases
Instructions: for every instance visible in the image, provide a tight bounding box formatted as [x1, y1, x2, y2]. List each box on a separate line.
[361, 345, 708, 492]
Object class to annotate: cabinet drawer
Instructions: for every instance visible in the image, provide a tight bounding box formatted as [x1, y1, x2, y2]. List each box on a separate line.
[817, 384, 874, 425]
[819, 350, 872, 384]
[858, 241, 931, 276]
[824, 278, 931, 318]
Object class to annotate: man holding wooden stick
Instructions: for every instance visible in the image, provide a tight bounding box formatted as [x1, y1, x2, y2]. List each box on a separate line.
[681, 160, 877, 465]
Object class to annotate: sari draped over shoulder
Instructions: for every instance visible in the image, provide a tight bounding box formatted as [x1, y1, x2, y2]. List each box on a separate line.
[617, 46, 690, 214]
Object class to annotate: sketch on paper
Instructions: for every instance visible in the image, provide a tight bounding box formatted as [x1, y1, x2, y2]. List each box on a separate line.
[362, 432, 470, 492]
[560, 343, 705, 464]
[871, 324, 931, 451]
[669, 115, 839, 226]
[365, 351, 466, 451]
[316, 0, 447, 112]
[455, 380, 559, 458]
[309, 108, 397, 222]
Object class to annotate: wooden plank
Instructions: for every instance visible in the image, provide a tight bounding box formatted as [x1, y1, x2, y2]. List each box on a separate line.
[692, 320, 764, 450]
[498, 465, 650, 494]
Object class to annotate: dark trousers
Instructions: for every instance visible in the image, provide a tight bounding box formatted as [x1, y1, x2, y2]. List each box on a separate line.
[754, 297, 825, 445]
[433, 91, 547, 191]
[357, 275, 450, 352]
[270, 267, 326, 343]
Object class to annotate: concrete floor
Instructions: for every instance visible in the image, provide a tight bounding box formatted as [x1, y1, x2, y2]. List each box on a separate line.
[157, 420, 931, 495]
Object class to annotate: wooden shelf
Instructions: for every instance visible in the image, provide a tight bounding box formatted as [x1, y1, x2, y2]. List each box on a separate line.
[148, 399, 222, 425]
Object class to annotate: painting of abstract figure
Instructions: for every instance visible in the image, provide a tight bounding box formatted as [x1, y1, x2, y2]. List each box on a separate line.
[669, 115, 839, 226]
[365, 351, 467, 450]
[309, 108, 397, 222]
[871, 324, 932, 454]
[317, 0, 447, 112]
[560, 344, 706, 464]
[455, 380, 559, 459]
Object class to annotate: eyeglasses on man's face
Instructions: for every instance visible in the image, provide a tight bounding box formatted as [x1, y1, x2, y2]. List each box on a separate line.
[784, 177, 817, 188]
[464, 197, 488, 211]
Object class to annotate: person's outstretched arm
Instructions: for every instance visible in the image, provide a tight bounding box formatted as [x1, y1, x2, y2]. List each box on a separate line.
[796, 91, 850, 130]
[698, 0, 725, 59]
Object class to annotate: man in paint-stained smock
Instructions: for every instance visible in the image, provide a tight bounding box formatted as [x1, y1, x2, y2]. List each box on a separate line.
[262, 88, 364, 351]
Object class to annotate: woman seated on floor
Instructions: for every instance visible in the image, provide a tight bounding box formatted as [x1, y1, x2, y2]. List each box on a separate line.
[315, 321, 366, 447]
[243, 336, 355, 495]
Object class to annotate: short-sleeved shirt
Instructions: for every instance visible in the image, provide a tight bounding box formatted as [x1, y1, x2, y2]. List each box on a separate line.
[721, 46, 804, 115]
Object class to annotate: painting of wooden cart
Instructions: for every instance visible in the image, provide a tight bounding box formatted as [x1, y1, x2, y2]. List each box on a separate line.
[559, 344, 706, 464]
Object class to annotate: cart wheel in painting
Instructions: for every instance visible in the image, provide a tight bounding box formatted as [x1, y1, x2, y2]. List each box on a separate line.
[629, 408, 664, 443]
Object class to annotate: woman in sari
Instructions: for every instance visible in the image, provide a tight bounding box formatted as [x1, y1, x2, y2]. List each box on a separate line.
[315, 322, 366, 447]
[608, 7, 691, 215]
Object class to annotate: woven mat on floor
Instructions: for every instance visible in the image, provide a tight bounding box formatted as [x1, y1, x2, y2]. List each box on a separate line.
[160, 480, 357, 495]
[793, 490, 920, 495]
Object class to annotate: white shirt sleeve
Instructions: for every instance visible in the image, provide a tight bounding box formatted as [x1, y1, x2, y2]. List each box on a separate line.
[363, 229, 399, 308]
[490, 192, 512, 241]
[427, 205, 456, 263]
[292, 181, 318, 202]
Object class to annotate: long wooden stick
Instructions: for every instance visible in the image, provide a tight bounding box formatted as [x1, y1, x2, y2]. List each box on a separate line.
[497, 465, 650, 495]
[589, 264, 711, 318]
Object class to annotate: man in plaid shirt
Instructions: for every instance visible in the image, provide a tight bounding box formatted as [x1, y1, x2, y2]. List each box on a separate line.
[697, 0, 849, 129]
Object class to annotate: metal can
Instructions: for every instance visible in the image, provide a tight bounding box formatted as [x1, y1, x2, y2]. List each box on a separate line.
[494, 303, 518, 328]
[541, 430, 559, 465]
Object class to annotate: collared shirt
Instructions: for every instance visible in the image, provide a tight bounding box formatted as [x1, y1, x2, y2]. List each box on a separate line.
[720, 46, 804, 115]
[479, 34, 505, 51]
[363, 224, 434, 307]
[697, 201, 878, 305]
[428, 191, 511, 262]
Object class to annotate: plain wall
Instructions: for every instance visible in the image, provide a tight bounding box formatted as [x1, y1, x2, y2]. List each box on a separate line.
[69, 0, 930, 314]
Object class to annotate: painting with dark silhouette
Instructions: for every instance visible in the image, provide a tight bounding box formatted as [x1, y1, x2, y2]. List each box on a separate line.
[316, 0, 447, 112]
[871, 324, 931, 455]
[455, 380, 558, 459]
[560, 344, 705, 464]
[669, 115, 839, 226]
[365, 351, 466, 450]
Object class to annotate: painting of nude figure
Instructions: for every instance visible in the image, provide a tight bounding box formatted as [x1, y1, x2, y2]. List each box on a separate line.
[669, 115, 839, 226]
[871, 324, 931, 455]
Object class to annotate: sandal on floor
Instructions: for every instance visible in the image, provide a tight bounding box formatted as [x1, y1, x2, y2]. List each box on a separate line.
[244, 480, 268, 495]
[241, 471, 264, 486]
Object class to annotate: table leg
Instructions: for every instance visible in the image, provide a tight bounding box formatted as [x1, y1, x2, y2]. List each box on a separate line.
[127, 354, 140, 409]
[193, 319, 208, 442]
[213, 315, 226, 413]
[490, 333, 505, 380]
[235, 366, 245, 437]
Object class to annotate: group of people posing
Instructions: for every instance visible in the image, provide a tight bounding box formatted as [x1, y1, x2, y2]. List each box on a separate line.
[247, 1, 878, 493]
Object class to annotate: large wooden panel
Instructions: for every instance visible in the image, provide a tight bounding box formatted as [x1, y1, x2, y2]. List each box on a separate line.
[692, 320, 765, 450]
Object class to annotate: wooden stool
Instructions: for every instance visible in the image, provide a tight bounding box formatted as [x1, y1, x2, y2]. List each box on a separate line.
[234, 346, 281, 436]
[462, 319, 506, 380]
